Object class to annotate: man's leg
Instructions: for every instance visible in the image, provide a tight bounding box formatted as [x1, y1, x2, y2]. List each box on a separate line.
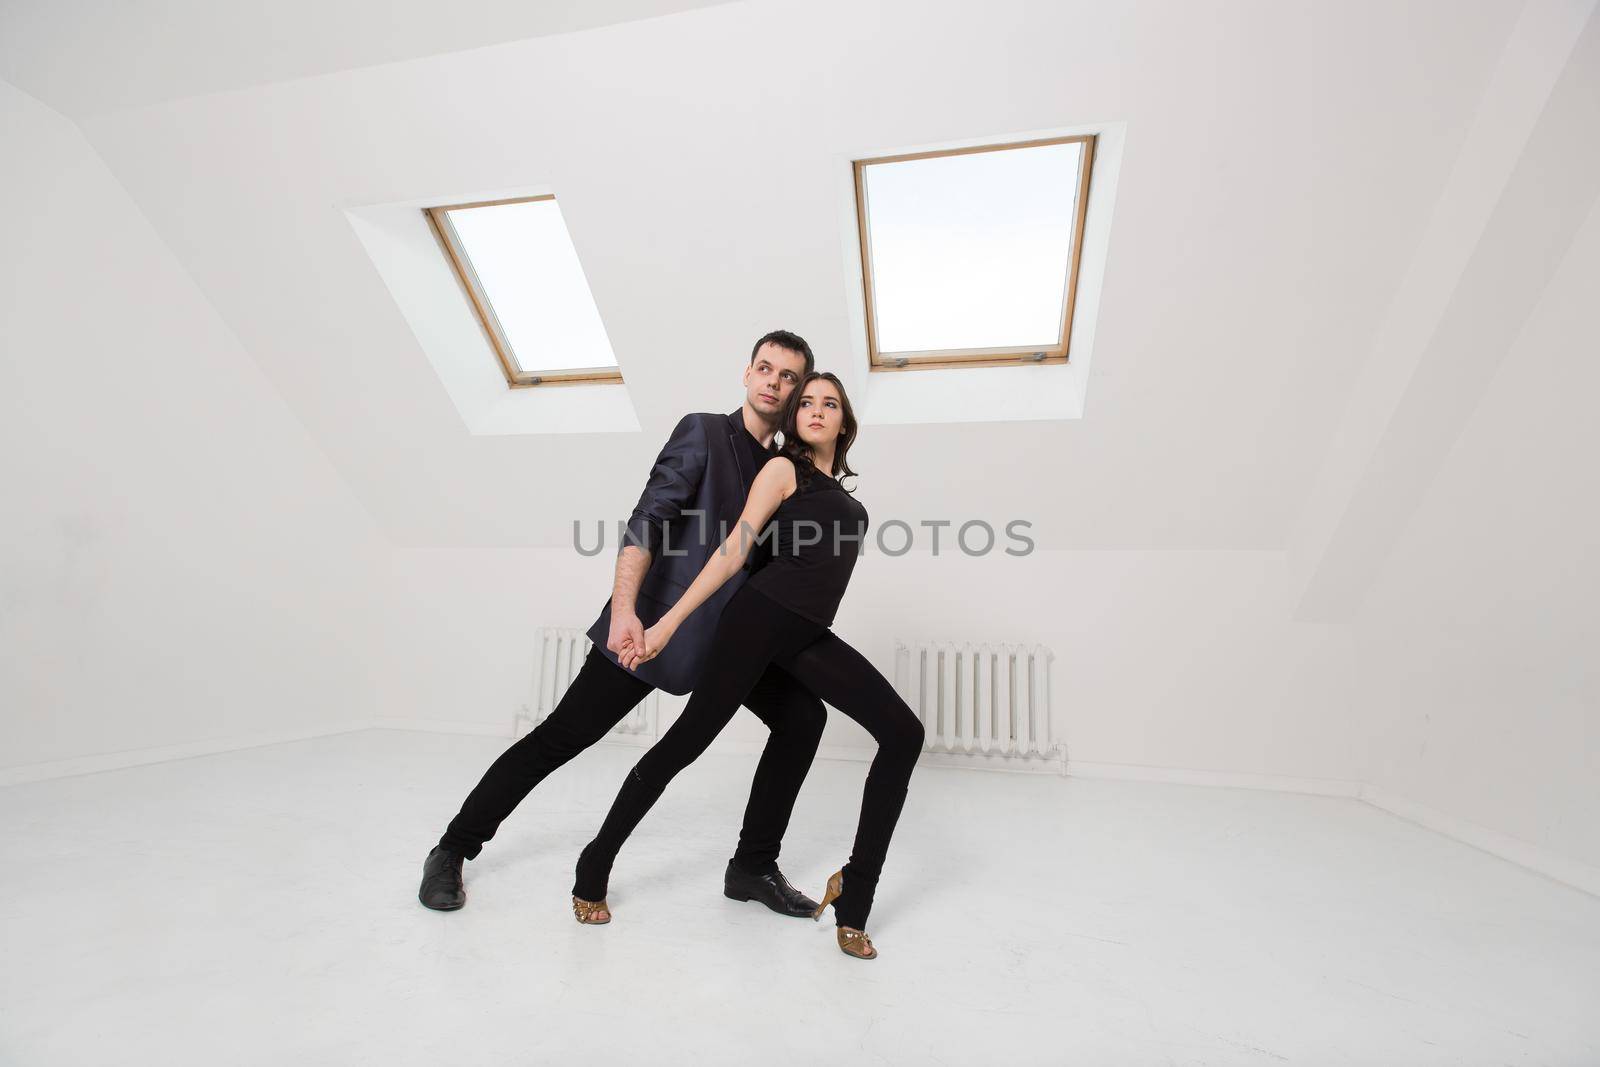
[438, 645, 653, 860]
[731, 663, 828, 876]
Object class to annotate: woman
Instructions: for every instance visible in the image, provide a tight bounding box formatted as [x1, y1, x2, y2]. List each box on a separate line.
[569, 371, 924, 960]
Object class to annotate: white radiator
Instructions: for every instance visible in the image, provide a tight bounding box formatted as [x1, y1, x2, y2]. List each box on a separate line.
[516, 627, 658, 744]
[893, 641, 1064, 773]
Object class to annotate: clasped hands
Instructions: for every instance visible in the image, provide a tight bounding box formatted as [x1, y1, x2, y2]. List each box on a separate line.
[609, 611, 676, 672]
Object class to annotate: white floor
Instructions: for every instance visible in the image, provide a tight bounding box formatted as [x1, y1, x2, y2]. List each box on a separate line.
[1, 730, 1596, 1066]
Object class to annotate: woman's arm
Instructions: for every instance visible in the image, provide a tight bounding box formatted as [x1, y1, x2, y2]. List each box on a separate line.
[620, 457, 796, 670]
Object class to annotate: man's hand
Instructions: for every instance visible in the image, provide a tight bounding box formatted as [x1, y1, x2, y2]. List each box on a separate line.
[607, 611, 645, 658]
[620, 620, 675, 672]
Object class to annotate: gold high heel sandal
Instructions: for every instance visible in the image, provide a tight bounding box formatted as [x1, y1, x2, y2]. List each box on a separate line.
[571, 895, 611, 924]
[836, 926, 876, 960]
[811, 869, 878, 960]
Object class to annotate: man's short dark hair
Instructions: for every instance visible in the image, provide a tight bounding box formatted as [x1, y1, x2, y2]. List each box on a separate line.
[750, 330, 815, 376]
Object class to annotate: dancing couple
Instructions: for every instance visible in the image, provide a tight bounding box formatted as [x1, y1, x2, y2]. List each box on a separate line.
[418, 329, 923, 959]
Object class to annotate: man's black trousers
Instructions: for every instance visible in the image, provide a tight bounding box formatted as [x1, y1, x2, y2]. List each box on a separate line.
[437, 643, 827, 875]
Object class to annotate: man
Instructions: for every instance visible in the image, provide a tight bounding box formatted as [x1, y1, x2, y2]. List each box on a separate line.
[419, 330, 826, 920]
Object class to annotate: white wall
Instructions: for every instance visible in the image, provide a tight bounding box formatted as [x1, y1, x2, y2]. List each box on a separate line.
[0, 65, 1365, 796]
[0, 80, 393, 773]
[66, 0, 1522, 551]
[380, 542, 1360, 787]
[1352, 193, 1600, 874]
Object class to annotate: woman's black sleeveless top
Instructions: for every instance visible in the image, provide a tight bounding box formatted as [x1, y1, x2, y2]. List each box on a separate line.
[745, 466, 868, 627]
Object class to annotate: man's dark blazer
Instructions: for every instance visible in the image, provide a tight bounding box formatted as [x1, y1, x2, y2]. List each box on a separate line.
[586, 407, 771, 695]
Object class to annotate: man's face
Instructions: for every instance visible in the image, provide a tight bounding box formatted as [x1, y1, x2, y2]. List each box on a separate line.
[743, 342, 808, 419]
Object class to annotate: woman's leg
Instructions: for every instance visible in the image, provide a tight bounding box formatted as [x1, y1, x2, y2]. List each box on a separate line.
[777, 631, 925, 929]
[571, 586, 822, 901]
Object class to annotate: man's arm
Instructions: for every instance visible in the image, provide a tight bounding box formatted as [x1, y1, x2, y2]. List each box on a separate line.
[607, 414, 710, 654]
[610, 545, 652, 621]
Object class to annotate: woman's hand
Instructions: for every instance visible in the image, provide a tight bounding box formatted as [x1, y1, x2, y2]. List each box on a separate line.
[621, 619, 676, 671]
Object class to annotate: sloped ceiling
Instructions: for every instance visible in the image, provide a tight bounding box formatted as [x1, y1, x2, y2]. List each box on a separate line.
[0, 0, 735, 118]
[2, 0, 1541, 550]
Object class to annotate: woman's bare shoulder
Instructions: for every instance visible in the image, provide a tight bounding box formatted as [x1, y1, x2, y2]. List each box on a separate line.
[758, 455, 798, 495]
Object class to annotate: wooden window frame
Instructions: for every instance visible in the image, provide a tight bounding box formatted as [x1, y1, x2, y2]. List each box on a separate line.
[852, 134, 1097, 373]
[423, 194, 623, 389]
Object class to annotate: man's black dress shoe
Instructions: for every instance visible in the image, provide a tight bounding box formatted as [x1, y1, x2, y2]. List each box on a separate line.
[419, 845, 466, 911]
[722, 859, 820, 917]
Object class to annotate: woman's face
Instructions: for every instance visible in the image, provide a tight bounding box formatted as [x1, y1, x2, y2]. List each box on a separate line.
[794, 379, 845, 450]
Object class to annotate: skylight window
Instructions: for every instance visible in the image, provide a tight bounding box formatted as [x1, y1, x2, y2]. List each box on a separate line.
[424, 195, 621, 387]
[853, 135, 1096, 370]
